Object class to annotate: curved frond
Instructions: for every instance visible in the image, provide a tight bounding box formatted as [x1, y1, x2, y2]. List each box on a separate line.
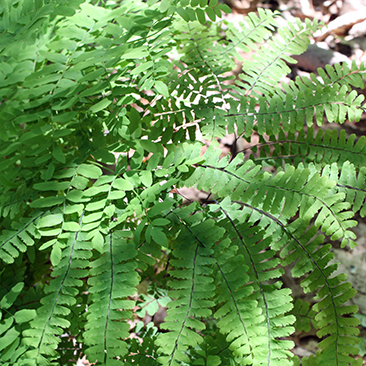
[212, 205, 295, 365]
[238, 17, 320, 96]
[177, 146, 360, 364]
[279, 219, 360, 366]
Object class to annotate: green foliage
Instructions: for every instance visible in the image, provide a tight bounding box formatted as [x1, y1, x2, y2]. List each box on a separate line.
[1, 0, 366, 365]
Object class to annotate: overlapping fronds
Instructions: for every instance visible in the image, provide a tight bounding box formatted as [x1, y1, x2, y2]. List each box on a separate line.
[174, 146, 361, 364]
[239, 127, 366, 219]
[181, 146, 355, 241]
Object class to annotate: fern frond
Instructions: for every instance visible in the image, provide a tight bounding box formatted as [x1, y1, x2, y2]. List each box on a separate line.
[155, 219, 217, 366]
[183, 147, 354, 239]
[299, 61, 366, 91]
[2, 1, 366, 365]
[213, 231, 263, 363]
[336, 162, 366, 217]
[0, 282, 30, 364]
[291, 298, 316, 333]
[84, 231, 139, 364]
[267, 84, 361, 136]
[243, 127, 366, 170]
[0, 213, 42, 264]
[243, 127, 366, 219]
[237, 17, 320, 96]
[277, 218, 361, 365]
[224, 8, 279, 56]
[212, 202, 295, 365]
[176, 145, 360, 363]
[125, 324, 160, 365]
[188, 330, 237, 365]
[21, 213, 89, 363]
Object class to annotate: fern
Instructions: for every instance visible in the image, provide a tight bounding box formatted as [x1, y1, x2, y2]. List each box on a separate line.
[85, 231, 139, 364]
[1, 0, 366, 365]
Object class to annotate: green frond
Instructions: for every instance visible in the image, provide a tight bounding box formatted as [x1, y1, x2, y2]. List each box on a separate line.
[21, 219, 90, 363]
[225, 8, 279, 56]
[84, 231, 139, 364]
[125, 324, 160, 365]
[225, 74, 364, 139]
[184, 149, 352, 233]
[291, 299, 316, 333]
[178, 146, 360, 363]
[244, 127, 366, 170]
[212, 209, 295, 365]
[156, 219, 217, 366]
[259, 84, 363, 136]
[325, 161, 366, 218]
[188, 330, 238, 365]
[0, 213, 41, 263]
[302, 61, 366, 91]
[278, 218, 360, 364]
[242, 128, 366, 220]
[237, 17, 320, 96]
